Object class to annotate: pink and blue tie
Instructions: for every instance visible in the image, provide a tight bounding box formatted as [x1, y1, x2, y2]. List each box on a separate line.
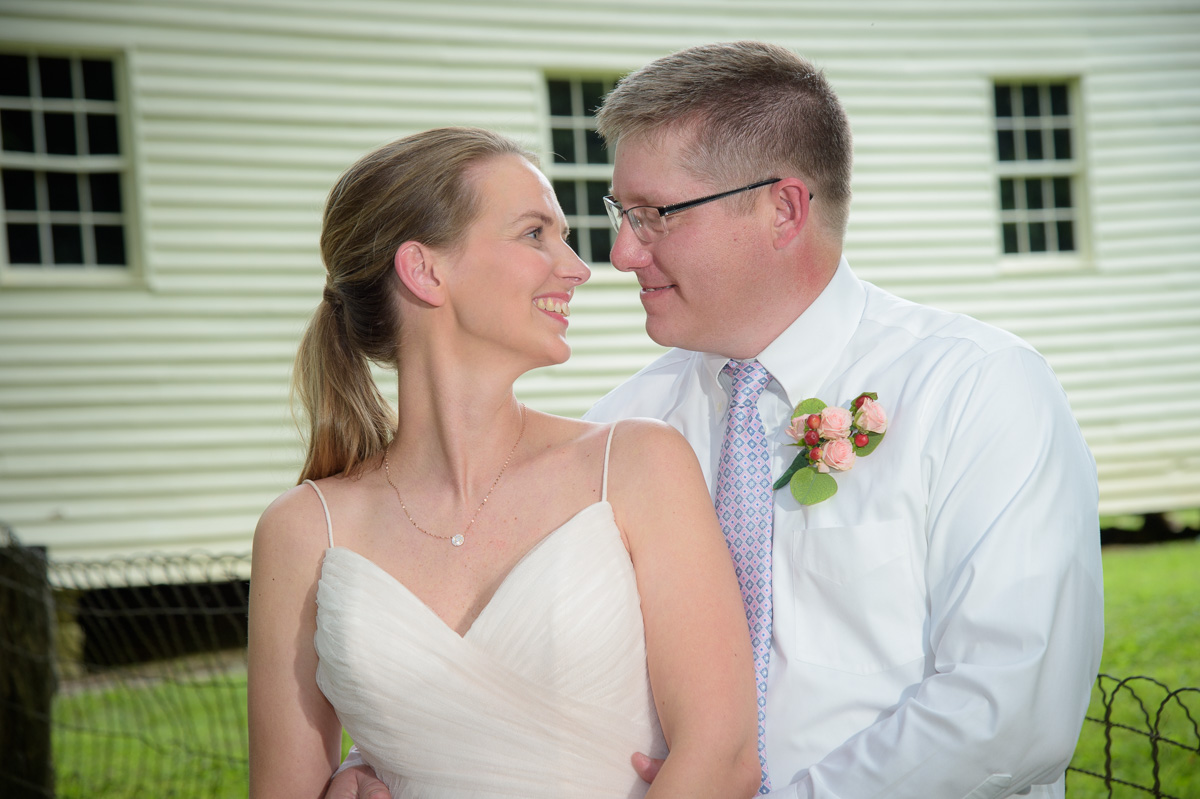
[715, 359, 774, 793]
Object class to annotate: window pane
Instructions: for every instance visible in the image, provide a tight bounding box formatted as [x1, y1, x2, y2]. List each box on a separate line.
[553, 180, 577, 215]
[94, 224, 126, 265]
[52, 223, 83, 263]
[1056, 220, 1075, 251]
[90, 172, 123, 213]
[997, 130, 1015, 161]
[1053, 177, 1072, 208]
[2, 169, 37, 210]
[547, 80, 572, 116]
[993, 85, 1012, 117]
[1025, 180, 1045, 210]
[1028, 222, 1047, 252]
[1050, 85, 1069, 116]
[551, 128, 575, 164]
[0, 55, 31, 97]
[586, 180, 608, 213]
[581, 81, 605, 116]
[38, 56, 73, 98]
[82, 59, 116, 101]
[585, 129, 606, 164]
[87, 113, 120, 155]
[1, 109, 35, 152]
[1022, 85, 1040, 117]
[588, 227, 610, 263]
[999, 178, 1015, 210]
[47, 171, 80, 211]
[45, 112, 78, 155]
[1024, 129, 1043, 160]
[6, 223, 41, 263]
[1053, 128, 1071, 160]
[1002, 222, 1019, 254]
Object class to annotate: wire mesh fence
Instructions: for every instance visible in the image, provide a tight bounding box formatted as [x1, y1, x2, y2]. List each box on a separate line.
[2, 526, 1198, 798]
[2, 524, 250, 798]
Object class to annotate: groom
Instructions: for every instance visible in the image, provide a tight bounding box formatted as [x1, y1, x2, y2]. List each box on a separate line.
[331, 41, 1103, 798]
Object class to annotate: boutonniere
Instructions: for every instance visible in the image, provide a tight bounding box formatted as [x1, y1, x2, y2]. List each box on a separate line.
[772, 392, 888, 505]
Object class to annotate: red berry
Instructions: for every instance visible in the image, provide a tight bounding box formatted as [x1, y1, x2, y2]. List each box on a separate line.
[809, 446, 823, 461]
[855, 395, 867, 408]
[855, 433, 870, 447]
[806, 413, 821, 430]
[804, 430, 820, 446]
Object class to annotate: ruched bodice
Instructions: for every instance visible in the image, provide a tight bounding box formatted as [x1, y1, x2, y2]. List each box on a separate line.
[309, 456, 668, 798]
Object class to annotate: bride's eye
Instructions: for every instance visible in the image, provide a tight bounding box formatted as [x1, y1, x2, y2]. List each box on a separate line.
[525, 226, 544, 241]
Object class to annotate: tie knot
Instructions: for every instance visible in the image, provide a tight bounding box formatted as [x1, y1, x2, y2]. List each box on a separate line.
[723, 359, 771, 407]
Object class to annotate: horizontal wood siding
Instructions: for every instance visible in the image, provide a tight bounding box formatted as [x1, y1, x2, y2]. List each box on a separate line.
[0, 0, 1196, 560]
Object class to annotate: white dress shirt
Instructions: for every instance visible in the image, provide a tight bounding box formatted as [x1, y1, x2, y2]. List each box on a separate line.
[585, 259, 1104, 799]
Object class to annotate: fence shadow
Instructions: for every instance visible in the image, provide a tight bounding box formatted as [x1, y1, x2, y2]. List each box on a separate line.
[2, 532, 1198, 797]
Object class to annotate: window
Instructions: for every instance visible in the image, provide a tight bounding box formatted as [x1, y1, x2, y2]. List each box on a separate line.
[993, 81, 1081, 257]
[0, 52, 131, 273]
[546, 77, 615, 264]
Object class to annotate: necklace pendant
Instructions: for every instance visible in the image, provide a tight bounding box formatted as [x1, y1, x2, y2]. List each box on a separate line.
[450, 534, 465, 547]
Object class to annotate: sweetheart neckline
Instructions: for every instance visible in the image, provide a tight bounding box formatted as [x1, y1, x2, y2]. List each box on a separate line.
[320, 500, 616, 639]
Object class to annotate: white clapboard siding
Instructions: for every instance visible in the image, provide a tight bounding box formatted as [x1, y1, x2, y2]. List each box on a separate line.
[0, 0, 1197, 563]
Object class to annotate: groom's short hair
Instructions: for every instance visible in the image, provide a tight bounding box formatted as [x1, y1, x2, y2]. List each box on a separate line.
[596, 40, 853, 240]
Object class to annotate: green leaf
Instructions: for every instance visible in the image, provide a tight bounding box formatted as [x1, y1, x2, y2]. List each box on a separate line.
[789, 467, 839, 505]
[792, 398, 827, 418]
[856, 391, 878, 403]
[854, 431, 885, 458]
[773, 452, 810, 490]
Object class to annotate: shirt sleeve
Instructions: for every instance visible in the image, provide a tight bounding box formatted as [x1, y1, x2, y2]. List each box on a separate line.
[787, 346, 1104, 798]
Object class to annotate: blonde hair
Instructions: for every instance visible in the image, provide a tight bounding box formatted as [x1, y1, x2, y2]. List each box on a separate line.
[596, 41, 853, 238]
[293, 127, 536, 482]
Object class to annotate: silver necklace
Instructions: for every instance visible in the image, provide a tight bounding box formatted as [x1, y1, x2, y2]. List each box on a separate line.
[382, 404, 526, 547]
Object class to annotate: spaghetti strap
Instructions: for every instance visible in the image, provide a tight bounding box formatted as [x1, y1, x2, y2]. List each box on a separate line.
[600, 423, 618, 503]
[302, 479, 335, 548]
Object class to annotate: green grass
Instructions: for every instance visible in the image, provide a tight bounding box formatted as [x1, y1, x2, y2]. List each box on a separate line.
[1067, 540, 1200, 798]
[53, 668, 352, 799]
[54, 673, 249, 799]
[49, 540, 1199, 798]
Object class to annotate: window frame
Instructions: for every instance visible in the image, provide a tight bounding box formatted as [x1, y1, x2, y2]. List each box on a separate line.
[542, 75, 616, 266]
[991, 76, 1090, 273]
[0, 47, 142, 287]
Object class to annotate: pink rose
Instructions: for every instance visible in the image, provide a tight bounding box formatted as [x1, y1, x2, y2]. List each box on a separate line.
[817, 438, 857, 473]
[816, 406, 853, 440]
[785, 416, 807, 443]
[854, 398, 888, 434]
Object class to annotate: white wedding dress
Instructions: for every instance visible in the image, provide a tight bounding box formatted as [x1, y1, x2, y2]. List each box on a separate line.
[305, 427, 668, 798]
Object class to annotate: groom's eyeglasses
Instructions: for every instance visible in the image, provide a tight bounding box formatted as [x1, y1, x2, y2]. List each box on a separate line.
[603, 178, 811, 244]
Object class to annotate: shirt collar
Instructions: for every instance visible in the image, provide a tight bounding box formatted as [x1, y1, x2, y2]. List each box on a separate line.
[755, 256, 865, 408]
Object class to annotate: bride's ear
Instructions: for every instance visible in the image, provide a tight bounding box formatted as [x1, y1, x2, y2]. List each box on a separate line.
[394, 242, 446, 307]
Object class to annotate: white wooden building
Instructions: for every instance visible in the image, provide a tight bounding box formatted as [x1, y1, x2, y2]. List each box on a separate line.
[1, 0, 1198, 562]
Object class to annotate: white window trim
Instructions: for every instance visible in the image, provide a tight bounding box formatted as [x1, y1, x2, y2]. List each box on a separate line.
[0, 47, 143, 288]
[990, 77, 1091, 275]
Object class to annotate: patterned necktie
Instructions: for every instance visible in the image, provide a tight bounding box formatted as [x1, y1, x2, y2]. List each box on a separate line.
[715, 359, 774, 794]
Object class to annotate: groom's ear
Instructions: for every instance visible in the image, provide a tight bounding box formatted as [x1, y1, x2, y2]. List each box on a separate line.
[771, 179, 811, 250]
[394, 242, 446, 307]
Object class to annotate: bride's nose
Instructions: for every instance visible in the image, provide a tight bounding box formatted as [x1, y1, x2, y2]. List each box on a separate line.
[556, 243, 591, 285]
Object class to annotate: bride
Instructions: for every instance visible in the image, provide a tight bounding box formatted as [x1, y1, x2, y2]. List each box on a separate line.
[247, 127, 759, 798]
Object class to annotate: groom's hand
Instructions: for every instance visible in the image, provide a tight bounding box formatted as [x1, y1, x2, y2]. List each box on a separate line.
[631, 751, 665, 784]
[325, 764, 392, 799]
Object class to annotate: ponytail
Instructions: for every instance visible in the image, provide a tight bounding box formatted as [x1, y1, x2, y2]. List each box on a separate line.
[292, 293, 394, 482]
